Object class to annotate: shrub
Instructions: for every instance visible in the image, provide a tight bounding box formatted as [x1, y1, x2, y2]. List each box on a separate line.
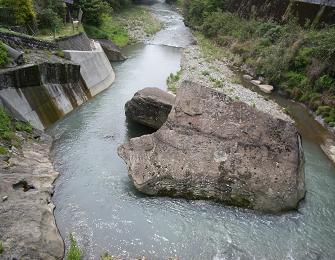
[77, 0, 111, 26]
[15, 121, 33, 133]
[283, 71, 311, 90]
[1, 0, 36, 25]
[0, 42, 8, 67]
[84, 25, 109, 39]
[294, 47, 313, 71]
[37, 8, 63, 31]
[0, 108, 12, 140]
[66, 234, 82, 260]
[316, 106, 332, 116]
[315, 75, 334, 92]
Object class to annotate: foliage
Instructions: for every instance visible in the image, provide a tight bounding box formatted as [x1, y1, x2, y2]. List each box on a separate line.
[0, 107, 12, 140]
[85, 6, 161, 47]
[167, 70, 182, 93]
[15, 121, 33, 133]
[0, 145, 7, 154]
[76, 0, 111, 26]
[66, 234, 82, 260]
[37, 8, 63, 31]
[183, 1, 335, 126]
[0, 41, 8, 67]
[1, 0, 36, 25]
[34, 0, 65, 30]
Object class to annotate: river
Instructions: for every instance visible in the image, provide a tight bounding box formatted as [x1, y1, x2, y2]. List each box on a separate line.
[47, 1, 335, 259]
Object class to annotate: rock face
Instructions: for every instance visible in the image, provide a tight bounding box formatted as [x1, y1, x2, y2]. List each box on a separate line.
[125, 87, 175, 130]
[98, 39, 126, 62]
[118, 82, 305, 213]
[0, 133, 64, 259]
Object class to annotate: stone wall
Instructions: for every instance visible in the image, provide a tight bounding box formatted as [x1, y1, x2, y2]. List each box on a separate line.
[0, 32, 57, 50]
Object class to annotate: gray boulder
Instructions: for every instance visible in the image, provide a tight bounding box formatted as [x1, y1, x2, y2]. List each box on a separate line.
[118, 82, 305, 213]
[98, 39, 126, 62]
[125, 87, 175, 130]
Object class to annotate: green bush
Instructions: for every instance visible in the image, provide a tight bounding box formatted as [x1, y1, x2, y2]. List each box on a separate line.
[37, 8, 63, 31]
[315, 75, 334, 92]
[0, 108, 12, 140]
[83, 25, 109, 39]
[316, 106, 332, 116]
[294, 48, 313, 71]
[15, 121, 33, 133]
[1, 0, 36, 25]
[66, 234, 82, 260]
[77, 0, 111, 26]
[0, 42, 8, 67]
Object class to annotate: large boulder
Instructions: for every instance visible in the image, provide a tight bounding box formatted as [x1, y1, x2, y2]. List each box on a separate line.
[125, 87, 175, 130]
[118, 82, 305, 213]
[98, 39, 126, 62]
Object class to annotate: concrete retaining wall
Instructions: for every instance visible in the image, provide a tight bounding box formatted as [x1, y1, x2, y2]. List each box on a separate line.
[56, 32, 92, 51]
[64, 41, 115, 97]
[0, 36, 115, 130]
[0, 63, 91, 130]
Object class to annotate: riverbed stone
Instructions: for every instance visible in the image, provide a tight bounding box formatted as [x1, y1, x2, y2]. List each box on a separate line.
[251, 79, 262, 86]
[259, 84, 274, 94]
[118, 81, 305, 213]
[243, 74, 253, 81]
[125, 87, 175, 129]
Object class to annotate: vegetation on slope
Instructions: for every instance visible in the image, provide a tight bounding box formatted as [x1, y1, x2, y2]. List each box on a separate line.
[0, 107, 32, 154]
[180, 0, 335, 127]
[85, 6, 162, 47]
[0, 41, 8, 67]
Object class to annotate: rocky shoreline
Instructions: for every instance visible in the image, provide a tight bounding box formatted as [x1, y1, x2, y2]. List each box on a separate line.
[0, 131, 64, 259]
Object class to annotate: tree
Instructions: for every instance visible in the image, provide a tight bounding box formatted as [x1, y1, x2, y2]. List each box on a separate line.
[76, 0, 110, 26]
[1, 0, 36, 25]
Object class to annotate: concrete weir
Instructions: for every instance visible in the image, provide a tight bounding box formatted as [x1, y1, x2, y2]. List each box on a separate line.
[64, 41, 116, 97]
[0, 39, 115, 130]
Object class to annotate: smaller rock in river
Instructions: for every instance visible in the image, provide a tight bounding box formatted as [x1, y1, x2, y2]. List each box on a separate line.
[125, 87, 175, 130]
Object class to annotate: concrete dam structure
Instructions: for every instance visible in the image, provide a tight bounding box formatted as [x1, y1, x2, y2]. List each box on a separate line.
[0, 33, 115, 130]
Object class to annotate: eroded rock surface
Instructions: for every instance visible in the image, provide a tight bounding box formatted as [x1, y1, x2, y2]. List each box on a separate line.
[119, 82, 305, 213]
[0, 133, 64, 259]
[125, 87, 175, 129]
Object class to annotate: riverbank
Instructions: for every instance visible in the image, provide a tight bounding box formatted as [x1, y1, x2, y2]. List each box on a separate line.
[0, 109, 63, 259]
[85, 5, 163, 47]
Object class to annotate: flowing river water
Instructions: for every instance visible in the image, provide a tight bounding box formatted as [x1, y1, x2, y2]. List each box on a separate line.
[48, 1, 335, 259]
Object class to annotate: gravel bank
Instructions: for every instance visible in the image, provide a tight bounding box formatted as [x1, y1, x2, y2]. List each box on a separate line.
[173, 45, 293, 123]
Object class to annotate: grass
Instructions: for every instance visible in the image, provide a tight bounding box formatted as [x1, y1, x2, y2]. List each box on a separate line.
[85, 6, 162, 47]
[0, 241, 3, 254]
[0, 146, 8, 155]
[167, 69, 182, 93]
[0, 107, 33, 150]
[36, 24, 85, 41]
[185, 8, 335, 126]
[66, 234, 82, 260]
